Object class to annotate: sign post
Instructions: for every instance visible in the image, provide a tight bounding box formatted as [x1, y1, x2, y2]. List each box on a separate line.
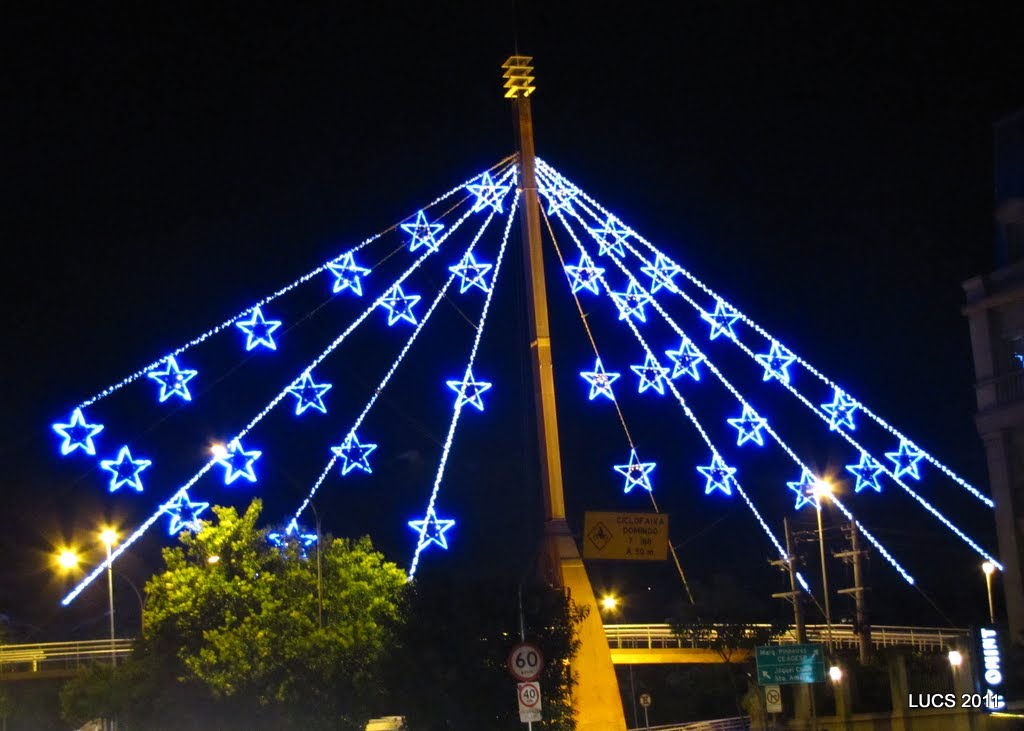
[765, 684, 782, 712]
[517, 681, 543, 723]
[639, 692, 651, 730]
[755, 644, 825, 684]
[509, 643, 545, 724]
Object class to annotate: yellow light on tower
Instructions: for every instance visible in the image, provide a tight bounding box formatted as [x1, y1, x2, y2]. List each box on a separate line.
[57, 549, 81, 571]
[600, 594, 619, 612]
[100, 528, 118, 547]
[814, 477, 834, 497]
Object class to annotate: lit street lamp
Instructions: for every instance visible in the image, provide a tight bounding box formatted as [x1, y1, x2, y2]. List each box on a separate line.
[982, 561, 996, 625]
[813, 478, 834, 651]
[600, 594, 619, 613]
[100, 528, 118, 666]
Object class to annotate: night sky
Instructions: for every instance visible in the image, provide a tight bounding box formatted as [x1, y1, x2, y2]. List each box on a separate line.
[3, 4, 1023, 641]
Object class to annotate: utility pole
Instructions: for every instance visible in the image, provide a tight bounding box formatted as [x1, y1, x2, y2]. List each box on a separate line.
[771, 518, 806, 642]
[836, 522, 871, 663]
[503, 56, 626, 730]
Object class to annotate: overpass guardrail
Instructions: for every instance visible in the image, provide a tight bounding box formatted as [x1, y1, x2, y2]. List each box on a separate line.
[0, 638, 134, 676]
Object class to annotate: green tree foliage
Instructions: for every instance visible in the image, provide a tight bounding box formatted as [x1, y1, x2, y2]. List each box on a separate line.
[381, 572, 584, 730]
[62, 499, 407, 730]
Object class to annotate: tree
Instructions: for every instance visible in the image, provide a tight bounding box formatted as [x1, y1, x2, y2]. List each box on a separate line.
[62, 499, 407, 730]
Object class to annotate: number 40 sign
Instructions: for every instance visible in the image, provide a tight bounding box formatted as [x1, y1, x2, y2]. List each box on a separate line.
[508, 642, 544, 682]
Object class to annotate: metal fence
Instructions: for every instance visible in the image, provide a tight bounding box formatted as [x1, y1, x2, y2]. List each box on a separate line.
[628, 716, 751, 731]
[605, 623, 966, 653]
[0, 638, 135, 675]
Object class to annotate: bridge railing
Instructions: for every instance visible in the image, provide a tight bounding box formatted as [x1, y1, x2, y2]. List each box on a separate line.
[628, 717, 751, 731]
[604, 624, 967, 652]
[0, 639, 135, 675]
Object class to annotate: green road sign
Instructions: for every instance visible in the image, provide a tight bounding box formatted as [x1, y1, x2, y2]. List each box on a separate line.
[755, 644, 826, 684]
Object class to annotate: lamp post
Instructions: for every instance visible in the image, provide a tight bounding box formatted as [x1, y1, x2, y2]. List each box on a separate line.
[100, 528, 117, 666]
[982, 561, 996, 624]
[814, 479, 834, 651]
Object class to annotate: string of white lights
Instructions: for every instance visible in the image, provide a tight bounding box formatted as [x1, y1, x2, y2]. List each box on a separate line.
[292, 209, 500, 523]
[73, 160, 515, 411]
[544, 166, 999, 569]
[541, 169, 917, 586]
[60, 199, 484, 607]
[536, 158, 992, 509]
[408, 188, 521, 578]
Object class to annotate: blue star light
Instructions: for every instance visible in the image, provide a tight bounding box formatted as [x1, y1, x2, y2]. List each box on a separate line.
[326, 252, 370, 296]
[665, 338, 705, 381]
[379, 285, 421, 326]
[755, 341, 797, 384]
[166, 491, 209, 535]
[885, 439, 925, 480]
[400, 210, 444, 254]
[702, 300, 741, 340]
[236, 306, 282, 351]
[544, 184, 577, 215]
[287, 373, 332, 415]
[727, 405, 768, 446]
[610, 281, 652, 322]
[847, 453, 885, 493]
[822, 389, 858, 431]
[614, 449, 656, 494]
[787, 470, 821, 510]
[331, 433, 377, 475]
[564, 253, 605, 295]
[446, 369, 492, 412]
[100, 446, 152, 493]
[590, 216, 630, 257]
[215, 439, 262, 485]
[52, 408, 104, 456]
[449, 252, 493, 293]
[640, 253, 682, 294]
[580, 357, 621, 401]
[466, 172, 512, 213]
[408, 506, 456, 550]
[631, 353, 669, 395]
[697, 454, 736, 496]
[285, 518, 318, 548]
[147, 356, 198, 403]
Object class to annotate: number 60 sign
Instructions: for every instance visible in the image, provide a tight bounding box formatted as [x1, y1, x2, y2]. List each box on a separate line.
[508, 642, 544, 682]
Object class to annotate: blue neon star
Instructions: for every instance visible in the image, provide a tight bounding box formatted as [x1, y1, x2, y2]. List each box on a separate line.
[590, 216, 630, 257]
[822, 389, 858, 431]
[284, 518, 318, 548]
[236, 306, 283, 351]
[379, 285, 421, 326]
[613, 449, 656, 494]
[100, 446, 152, 493]
[631, 353, 669, 395]
[702, 300, 741, 340]
[409, 506, 456, 550]
[697, 454, 736, 496]
[466, 171, 512, 213]
[665, 338, 705, 381]
[52, 408, 104, 456]
[640, 253, 682, 294]
[326, 252, 370, 296]
[166, 491, 209, 535]
[787, 470, 820, 510]
[885, 440, 925, 480]
[755, 341, 797, 384]
[580, 357, 620, 401]
[727, 405, 768, 446]
[543, 184, 577, 215]
[147, 356, 198, 403]
[446, 369, 492, 411]
[216, 439, 262, 485]
[287, 373, 332, 415]
[449, 252, 493, 293]
[564, 253, 605, 295]
[400, 210, 444, 254]
[331, 433, 377, 475]
[847, 453, 885, 493]
[610, 281, 652, 322]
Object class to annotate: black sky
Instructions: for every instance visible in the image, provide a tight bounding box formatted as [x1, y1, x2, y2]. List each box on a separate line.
[2, 3, 1023, 639]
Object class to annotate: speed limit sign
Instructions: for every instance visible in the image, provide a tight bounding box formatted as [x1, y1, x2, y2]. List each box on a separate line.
[508, 642, 544, 681]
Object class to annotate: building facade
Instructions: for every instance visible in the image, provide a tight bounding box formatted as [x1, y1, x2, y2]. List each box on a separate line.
[963, 108, 1024, 641]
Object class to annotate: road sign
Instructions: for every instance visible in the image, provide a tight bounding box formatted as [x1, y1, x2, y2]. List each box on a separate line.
[639, 692, 652, 708]
[764, 684, 782, 713]
[508, 642, 544, 682]
[582, 512, 669, 560]
[517, 681, 543, 723]
[755, 644, 825, 684]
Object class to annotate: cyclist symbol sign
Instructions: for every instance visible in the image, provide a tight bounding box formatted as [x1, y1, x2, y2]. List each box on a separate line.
[508, 642, 544, 682]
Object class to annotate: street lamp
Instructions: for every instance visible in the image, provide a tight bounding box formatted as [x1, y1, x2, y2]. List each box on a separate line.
[948, 650, 963, 668]
[982, 561, 996, 625]
[100, 527, 118, 666]
[57, 548, 81, 572]
[813, 478, 834, 651]
[600, 594, 619, 613]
